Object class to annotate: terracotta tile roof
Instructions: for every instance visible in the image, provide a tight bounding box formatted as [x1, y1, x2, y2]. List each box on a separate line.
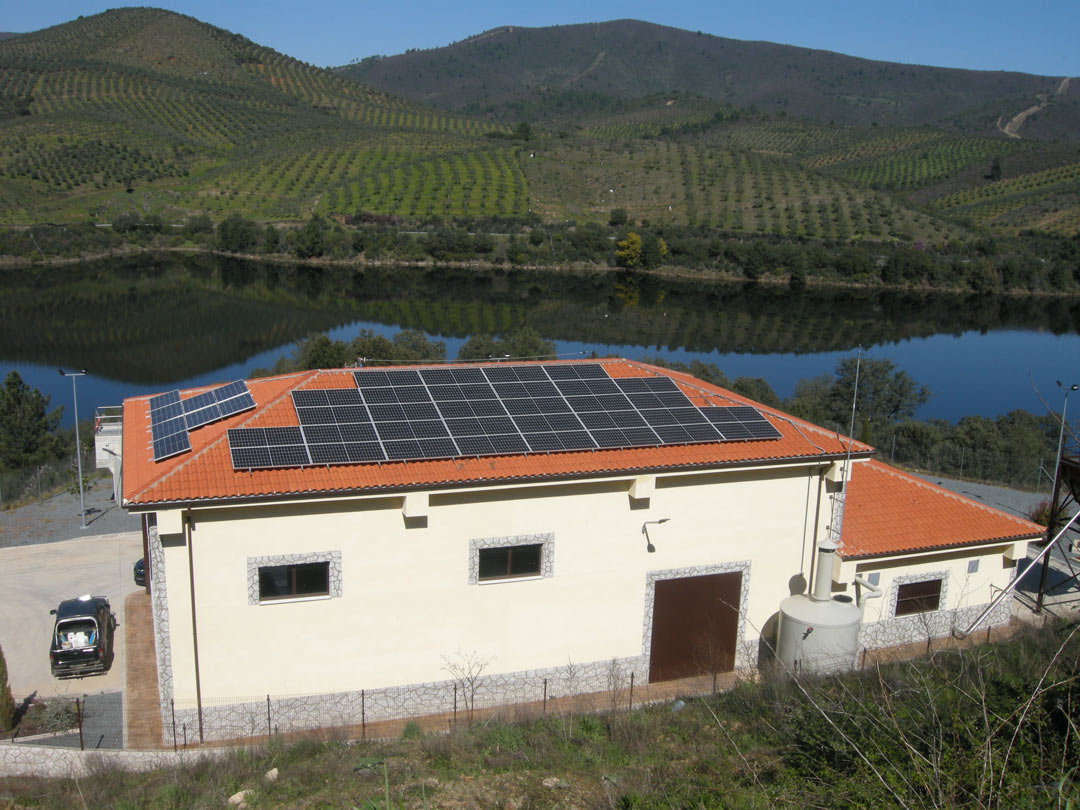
[841, 459, 1044, 559]
[121, 359, 869, 507]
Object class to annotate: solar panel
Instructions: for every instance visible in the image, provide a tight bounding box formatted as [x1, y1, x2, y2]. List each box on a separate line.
[227, 365, 783, 470]
[153, 382, 256, 462]
[702, 406, 783, 441]
[152, 430, 191, 461]
[149, 390, 181, 412]
[184, 404, 222, 430]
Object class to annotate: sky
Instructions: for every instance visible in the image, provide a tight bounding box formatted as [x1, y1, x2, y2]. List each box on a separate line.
[5, 0, 1079, 77]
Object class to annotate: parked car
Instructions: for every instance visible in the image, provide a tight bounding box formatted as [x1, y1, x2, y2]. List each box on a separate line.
[133, 557, 146, 587]
[49, 595, 116, 678]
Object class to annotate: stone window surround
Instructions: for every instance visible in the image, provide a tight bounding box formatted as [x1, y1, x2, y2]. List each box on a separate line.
[887, 570, 949, 619]
[469, 533, 554, 585]
[247, 551, 342, 605]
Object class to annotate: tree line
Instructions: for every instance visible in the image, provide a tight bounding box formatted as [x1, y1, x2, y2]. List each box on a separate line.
[2, 214, 1079, 295]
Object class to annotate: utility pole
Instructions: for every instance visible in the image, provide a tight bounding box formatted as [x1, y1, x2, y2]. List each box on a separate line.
[58, 369, 88, 530]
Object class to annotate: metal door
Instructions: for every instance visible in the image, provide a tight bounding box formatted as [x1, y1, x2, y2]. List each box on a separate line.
[649, 571, 741, 683]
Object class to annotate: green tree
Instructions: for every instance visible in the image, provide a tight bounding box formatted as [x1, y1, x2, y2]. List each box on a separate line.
[216, 214, 259, 253]
[0, 642, 14, 731]
[294, 216, 326, 259]
[640, 234, 669, 269]
[732, 377, 781, 407]
[0, 371, 63, 471]
[989, 156, 1003, 181]
[458, 327, 556, 361]
[615, 232, 642, 268]
[514, 122, 532, 141]
[388, 330, 446, 364]
[262, 224, 280, 254]
[608, 208, 628, 227]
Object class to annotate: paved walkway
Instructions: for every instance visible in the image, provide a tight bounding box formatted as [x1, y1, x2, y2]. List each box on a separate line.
[124, 591, 163, 749]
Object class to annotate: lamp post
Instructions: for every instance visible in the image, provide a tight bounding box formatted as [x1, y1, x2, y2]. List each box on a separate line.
[641, 518, 670, 553]
[58, 369, 88, 530]
[1036, 381, 1078, 613]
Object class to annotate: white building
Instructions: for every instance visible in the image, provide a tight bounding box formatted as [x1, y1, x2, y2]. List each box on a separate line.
[115, 359, 1041, 741]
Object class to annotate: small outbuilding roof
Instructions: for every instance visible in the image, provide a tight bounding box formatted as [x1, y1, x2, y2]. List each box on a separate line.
[841, 459, 1044, 559]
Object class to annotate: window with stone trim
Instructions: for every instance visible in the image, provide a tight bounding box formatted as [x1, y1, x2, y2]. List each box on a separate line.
[894, 578, 942, 616]
[259, 562, 330, 601]
[478, 544, 542, 581]
[248, 551, 341, 605]
[469, 533, 553, 585]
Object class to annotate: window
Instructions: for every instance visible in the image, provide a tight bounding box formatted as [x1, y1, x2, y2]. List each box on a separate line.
[478, 544, 542, 581]
[895, 579, 942, 616]
[258, 562, 330, 601]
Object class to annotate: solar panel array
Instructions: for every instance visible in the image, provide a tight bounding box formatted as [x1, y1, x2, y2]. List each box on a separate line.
[227, 363, 782, 470]
[150, 381, 256, 461]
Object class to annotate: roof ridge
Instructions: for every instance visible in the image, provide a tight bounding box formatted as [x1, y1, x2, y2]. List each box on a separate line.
[129, 370, 320, 503]
[863, 459, 1044, 530]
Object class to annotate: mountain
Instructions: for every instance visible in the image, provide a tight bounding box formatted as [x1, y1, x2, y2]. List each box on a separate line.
[338, 20, 1077, 137]
[0, 9, 1076, 238]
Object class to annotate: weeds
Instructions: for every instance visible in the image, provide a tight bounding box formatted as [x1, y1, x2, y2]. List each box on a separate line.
[1, 625, 1075, 808]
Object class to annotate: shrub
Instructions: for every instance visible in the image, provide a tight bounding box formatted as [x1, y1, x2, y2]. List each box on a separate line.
[0, 642, 14, 730]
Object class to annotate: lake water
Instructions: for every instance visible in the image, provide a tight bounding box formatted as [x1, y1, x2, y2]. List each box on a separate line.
[2, 255, 1078, 427]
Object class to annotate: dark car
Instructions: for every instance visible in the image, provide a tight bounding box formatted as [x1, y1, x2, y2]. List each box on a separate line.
[133, 558, 146, 587]
[49, 595, 116, 678]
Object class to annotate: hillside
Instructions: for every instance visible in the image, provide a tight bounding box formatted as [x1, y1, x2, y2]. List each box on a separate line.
[338, 20, 1075, 138]
[0, 9, 1076, 239]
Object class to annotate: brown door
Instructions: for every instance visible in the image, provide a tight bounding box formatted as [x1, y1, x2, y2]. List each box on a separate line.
[649, 572, 741, 683]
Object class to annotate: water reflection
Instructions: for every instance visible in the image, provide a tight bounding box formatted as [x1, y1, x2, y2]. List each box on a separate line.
[1, 254, 1078, 424]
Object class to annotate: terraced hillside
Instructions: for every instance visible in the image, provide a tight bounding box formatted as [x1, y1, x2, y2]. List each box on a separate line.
[0, 8, 1076, 239]
[0, 8, 504, 223]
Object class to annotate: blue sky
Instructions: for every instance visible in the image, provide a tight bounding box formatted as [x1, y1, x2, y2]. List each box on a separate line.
[6, 1, 1079, 76]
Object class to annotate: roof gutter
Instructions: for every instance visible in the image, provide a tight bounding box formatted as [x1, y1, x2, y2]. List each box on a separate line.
[124, 449, 871, 511]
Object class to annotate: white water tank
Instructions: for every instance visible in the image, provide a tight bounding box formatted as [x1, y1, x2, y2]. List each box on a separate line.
[776, 541, 862, 674]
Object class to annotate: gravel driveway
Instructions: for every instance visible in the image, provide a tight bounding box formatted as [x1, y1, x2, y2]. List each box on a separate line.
[0, 477, 140, 549]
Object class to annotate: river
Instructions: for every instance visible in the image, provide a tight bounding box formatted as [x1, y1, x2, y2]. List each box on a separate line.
[2, 254, 1077, 426]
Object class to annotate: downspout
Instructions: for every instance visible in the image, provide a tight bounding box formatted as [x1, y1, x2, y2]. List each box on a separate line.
[807, 468, 826, 586]
[141, 514, 150, 595]
[185, 513, 204, 744]
[853, 575, 883, 609]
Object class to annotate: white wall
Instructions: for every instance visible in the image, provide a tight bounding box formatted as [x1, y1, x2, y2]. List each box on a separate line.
[159, 463, 831, 704]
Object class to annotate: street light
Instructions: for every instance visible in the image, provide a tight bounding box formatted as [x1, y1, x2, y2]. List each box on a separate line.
[1036, 381, 1079, 612]
[641, 518, 670, 553]
[58, 368, 88, 530]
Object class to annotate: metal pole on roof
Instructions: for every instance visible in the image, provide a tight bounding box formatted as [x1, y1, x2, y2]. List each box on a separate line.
[1036, 382, 1078, 613]
[59, 369, 88, 530]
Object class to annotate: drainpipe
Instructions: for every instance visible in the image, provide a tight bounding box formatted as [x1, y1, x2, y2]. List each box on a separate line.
[853, 575, 883, 609]
[185, 513, 204, 744]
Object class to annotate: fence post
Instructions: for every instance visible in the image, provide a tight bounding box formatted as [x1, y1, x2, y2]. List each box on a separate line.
[76, 697, 84, 751]
[860, 648, 867, 669]
[542, 678, 547, 715]
[171, 698, 177, 752]
[361, 689, 365, 742]
[453, 683, 457, 728]
[183, 723, 187, 748]
[266, 695, 271, 741]
[628, 672, 634, 713]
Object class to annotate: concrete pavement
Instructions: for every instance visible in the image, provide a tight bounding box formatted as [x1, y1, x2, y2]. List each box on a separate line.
[0, 532, 143, 701]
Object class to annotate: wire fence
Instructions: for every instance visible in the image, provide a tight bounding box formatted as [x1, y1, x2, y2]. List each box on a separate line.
[0, 449, 95, 512]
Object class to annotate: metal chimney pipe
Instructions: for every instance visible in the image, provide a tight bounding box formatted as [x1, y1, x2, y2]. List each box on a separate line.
[811, 540, 838, 602]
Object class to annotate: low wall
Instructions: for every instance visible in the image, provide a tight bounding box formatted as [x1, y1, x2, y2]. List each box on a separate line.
[0, 741, 229, 778]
